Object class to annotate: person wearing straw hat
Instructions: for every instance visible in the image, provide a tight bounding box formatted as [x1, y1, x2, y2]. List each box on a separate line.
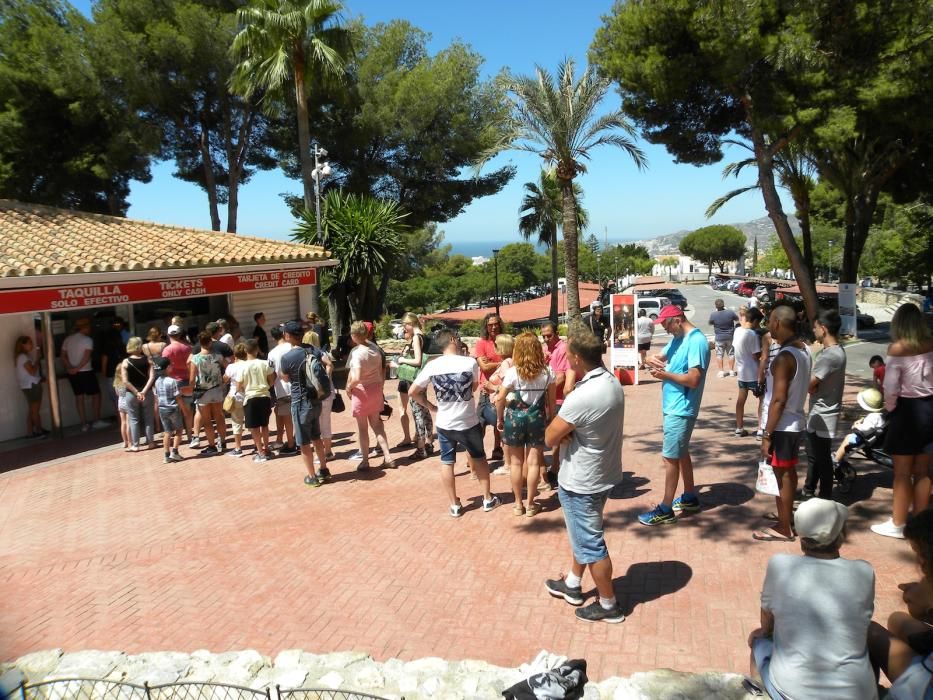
[749, 498, 877, 700]
[833, 387, 887, 467]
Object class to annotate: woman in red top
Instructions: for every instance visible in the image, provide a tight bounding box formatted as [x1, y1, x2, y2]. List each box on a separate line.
[473, 312, 504, 461]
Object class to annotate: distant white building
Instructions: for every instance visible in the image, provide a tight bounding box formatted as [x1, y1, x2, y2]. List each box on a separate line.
[651, 254, 741, 281]
[471, 256, 488, 266]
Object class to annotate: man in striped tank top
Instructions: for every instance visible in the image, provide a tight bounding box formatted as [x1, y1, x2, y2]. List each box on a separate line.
[755, 305, 812, 542]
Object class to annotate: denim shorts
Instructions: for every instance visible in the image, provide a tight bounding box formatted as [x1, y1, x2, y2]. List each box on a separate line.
[159, 408, 183, 434]
[558, 486, 611, 565]
[291, 399, 321, 446]
[738, 380, 758, 391]
[437, 424, 486, 464]
[477, 392, 497, 429]
[715, 339, 734, 358]
[662, 414, 697, 459]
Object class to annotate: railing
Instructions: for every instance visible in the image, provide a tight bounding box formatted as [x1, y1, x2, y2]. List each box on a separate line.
[16, 680, 397, 700]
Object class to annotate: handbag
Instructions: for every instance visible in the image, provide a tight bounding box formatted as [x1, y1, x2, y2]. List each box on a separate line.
[380, 399, 393, 419]
[222, 394, 235, 413]
[755, 460, 780, 496]
[396, 337, 421, 383]
[332, 391, 345, 413]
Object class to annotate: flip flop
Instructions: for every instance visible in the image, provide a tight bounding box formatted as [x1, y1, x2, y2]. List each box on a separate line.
[752, 527, 795, 542]
[395, 440, 414, 449]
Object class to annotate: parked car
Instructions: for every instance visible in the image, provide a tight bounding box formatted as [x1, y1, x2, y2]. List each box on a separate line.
[726, 279, 742, 291]
[389, 319, 405, 339]
[658, 289, 688, 308]
[736, 281, 757, 297]
[754, 284, 779, 303]
[857, 307, 876, 329]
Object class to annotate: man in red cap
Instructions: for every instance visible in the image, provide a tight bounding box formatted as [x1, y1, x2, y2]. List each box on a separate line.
[640, 305, 711, 525]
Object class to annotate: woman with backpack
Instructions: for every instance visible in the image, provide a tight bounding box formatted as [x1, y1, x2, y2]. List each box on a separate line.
[122, 336, 156, 452]
[394, 312, 434, 461]
[346, 320, 394, 470]
[188, 330, 227, 457]
[495, 332, 556, 516]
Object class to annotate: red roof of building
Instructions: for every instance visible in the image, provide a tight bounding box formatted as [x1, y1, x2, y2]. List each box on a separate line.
[779, 284, 838, 295]
[428, 282, 602, 323]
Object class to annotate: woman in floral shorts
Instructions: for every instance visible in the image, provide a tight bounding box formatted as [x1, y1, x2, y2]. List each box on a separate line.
[496, 332, 557, 517]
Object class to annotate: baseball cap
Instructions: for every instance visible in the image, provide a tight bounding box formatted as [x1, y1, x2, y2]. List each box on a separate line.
[283, 320, 304, 337]
[152, 356, 170, 371]
[363, 321, 374, 335]
[794, 498, 848, 545]
[654, 304, 685, 325]
[167, 324, 182, 336]
[857, 387, 884, 413]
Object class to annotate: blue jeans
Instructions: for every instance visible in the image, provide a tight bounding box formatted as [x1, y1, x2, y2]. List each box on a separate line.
[559, 486, 611, 565]
[752, 637, 788, 699]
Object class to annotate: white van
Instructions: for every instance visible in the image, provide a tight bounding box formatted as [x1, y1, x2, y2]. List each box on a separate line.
[636, 296, 670, 320]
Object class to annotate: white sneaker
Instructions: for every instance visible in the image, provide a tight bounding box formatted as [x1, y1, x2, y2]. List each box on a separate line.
[729, 371, 738, 377]
[349, 450, 364, 461]
[190, 437, 201, 448]
[91, 419, 110, 429]
[492, 466, 509, 476]
[871, 518, 905, 539]
[717, 370, 726, 378]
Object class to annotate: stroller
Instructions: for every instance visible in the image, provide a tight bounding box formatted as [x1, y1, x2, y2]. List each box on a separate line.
[834, 413, 893, 493]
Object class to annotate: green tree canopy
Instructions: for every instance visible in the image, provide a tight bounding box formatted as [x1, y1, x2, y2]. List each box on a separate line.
[679, 225, 746, 273]
[0, 0, 157, 213]
[94, 0, 278, 231]
[296, 20, 514, 228]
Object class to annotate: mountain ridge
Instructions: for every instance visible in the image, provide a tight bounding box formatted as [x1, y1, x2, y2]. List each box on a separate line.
[628, 215, 801, 256]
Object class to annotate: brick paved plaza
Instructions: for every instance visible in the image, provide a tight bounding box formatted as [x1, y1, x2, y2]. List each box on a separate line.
[0, 357, 918, 683]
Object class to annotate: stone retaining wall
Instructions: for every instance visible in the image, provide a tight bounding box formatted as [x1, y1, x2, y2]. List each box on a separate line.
[857, 288, 923, 308]
[3, 649, 758, 700]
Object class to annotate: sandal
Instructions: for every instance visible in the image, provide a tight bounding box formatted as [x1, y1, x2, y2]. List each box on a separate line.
[409, 449, 427, 461]
[513, 505, 526, 516]
[526, 503, 542, 517]
[752, 527, 795, 542]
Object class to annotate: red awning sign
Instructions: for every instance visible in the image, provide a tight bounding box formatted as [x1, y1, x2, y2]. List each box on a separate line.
[0, 268, 317, 315]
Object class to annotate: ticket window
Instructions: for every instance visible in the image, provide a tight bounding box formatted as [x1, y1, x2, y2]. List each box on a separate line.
[131, 296, 227, 343]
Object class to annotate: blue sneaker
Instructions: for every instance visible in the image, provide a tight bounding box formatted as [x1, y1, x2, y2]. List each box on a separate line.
[672, 493, 701, 513]
[638, 504, 676, 526]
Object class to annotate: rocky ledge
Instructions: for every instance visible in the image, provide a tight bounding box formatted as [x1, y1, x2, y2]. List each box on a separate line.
[2, 649, 759, 699]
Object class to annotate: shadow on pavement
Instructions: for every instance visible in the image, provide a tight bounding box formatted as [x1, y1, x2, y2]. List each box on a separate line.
[612, 560, 693, 616]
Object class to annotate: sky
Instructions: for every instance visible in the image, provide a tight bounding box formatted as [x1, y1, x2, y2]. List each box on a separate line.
[71, 0, 786, 249]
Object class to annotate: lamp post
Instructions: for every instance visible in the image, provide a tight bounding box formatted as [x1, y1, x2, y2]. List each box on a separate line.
[827, 239, 834, 282]
[596, 253, 601, 285]
[311, 143, 331, 314]
[492, 249, 500, 318]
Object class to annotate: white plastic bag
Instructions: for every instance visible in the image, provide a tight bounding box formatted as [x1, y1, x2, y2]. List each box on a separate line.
[756, 460, 780, 496]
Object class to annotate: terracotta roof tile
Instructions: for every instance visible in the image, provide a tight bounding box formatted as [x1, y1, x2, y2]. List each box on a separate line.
[428, 283, 603, 324]
[0, 199, 329, 278]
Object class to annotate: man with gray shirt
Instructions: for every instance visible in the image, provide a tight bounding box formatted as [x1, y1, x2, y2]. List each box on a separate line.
[708, 299, 739, 377]
[543, 331, 626, 624]
[804, 309, 846, 499]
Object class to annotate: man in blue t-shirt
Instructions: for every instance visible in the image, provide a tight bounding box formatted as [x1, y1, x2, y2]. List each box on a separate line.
[640, 305, 711, 526]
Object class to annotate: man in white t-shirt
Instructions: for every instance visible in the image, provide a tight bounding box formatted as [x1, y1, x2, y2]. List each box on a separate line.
[733, 307, 763, 437]
[60, 317, 106, 430]
[410, 329, 500, 518]
[267, 326, 295, 454]
[543, 331, 626, 624]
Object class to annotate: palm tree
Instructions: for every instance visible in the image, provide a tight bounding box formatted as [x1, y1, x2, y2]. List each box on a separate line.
[706, 139, 817, 272]
[230, 0, 351, 210]
[483, 58, 646, 318]
[293, 191, 407, 334]
[518, 168, 587, 325]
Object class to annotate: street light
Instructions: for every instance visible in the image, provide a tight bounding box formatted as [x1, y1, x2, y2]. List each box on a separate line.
[596, 253, 601, 285]
[311, 143, 331, 314]
[492, 249, 500, 318]
[827, 239, 834, 282]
